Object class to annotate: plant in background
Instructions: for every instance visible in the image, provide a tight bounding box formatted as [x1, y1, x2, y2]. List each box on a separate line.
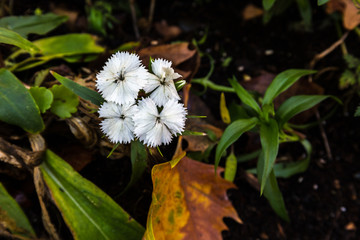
[213, 69, 339, 220]
[339, 54, 360, 91]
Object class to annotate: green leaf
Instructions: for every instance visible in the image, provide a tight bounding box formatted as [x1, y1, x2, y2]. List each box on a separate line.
[0, 27, 39, 52]
[113, 41, 140, 53]
[0, 69, 44, 133]
[120, 140, 148, 194]
[258, 119, 279, 194]
[39, 150, 145, 240]
[273, 140, 311, 178]
[0, 13, 68, 38]
[50, 84, 79, 119]
[224, 153, 237, 182]
[355, 106, 360, 117]
[8, 33, 105, 72]
[228, 76, 261, 115]
[262, 69, 316, 106]
[296, 0, 312, 30]
[0, 183, 36, 239]
[339, 69, 356, 89]
[50, 71, 104, 106]
[34, 33, 104, 56]
[228, 102, 250, 121]
[317, 0, 329, 6]
[276, 95, 330, 128]
[343, 54, 360, 69]
[29, 86, 54, 113]
[263, 169, 289, 221]
[215, 117, 258, 172]
[263, 0, 276, 10]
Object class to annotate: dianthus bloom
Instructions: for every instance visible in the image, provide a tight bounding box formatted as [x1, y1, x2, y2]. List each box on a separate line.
[96, 52, 148, 105]
[144, 59, 182, 107]
[98, 101, 137, 144]
[133, 98, 187, 147]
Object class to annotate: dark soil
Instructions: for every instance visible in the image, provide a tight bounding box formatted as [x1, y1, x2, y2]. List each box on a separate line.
[1, 0, 360, 239]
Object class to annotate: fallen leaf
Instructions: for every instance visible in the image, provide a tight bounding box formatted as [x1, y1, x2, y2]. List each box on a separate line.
[138, 42, 200, 80]
[327, 0, 360, 30]
[345, 222, 356, 231]
[155, 20, 182, 41]
[144, 157, 242, 240]
[242, 4, 264, 21]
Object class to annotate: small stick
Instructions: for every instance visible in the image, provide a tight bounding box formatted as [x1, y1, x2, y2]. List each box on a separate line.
[147, 0, 156, 32]
[309, 31, 349, 71]
[129, 0, 140, 39]
[316, 110, 332, 160]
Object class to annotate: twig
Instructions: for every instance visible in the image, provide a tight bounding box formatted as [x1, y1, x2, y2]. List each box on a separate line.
[316, 110, 332, 160]
[129, 0, 140, 39]
[309, 31, 349, 71]
[147, 0, 156, 32]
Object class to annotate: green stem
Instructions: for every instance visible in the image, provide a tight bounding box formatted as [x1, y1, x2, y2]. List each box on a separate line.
[191, 78, 235, 93]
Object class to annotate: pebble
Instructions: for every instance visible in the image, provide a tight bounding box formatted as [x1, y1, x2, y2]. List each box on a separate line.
[264, 49, 274, 56]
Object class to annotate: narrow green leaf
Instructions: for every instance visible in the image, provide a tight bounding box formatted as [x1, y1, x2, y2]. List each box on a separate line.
[50, 85, 79, 119]
[263, 0, 276, 10]
[182, 130, 206, 136]
[215, 117, 258, 172]
[258, 119, 279, 194]
[29, 86, 54, 113]
[228, 76, 261, 115]
[121, 140, 148, 194]
[51, 71, 104, 106]
[274, 140, 311, 178]
[262, 69, 316, 106]
[317, 0, 329, 6]
[224, 153, 237, 182]
[0, 183, 36, 239]
[0, 27, 39, 52]
[0, 69, 44, 133]
[39, 150, 145, 240]
[263, 170, 289, 221]
[0, 13, 68, 38]
[355, 106, 360, 117]
[276, 95, 330, 128]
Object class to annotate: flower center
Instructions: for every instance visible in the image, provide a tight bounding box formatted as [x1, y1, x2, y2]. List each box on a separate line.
[116, 70, 125, 83]
[160, 72, 166, 85]
[156, 116, 162, 123]
[120, 114, 125, 120]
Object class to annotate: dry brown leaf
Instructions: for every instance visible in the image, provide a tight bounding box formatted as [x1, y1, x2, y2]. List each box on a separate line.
[138, 42, 200, 80]
[143, 157, 242, 240]
[345, 222, 356, 231]
[242, 4, 264, 20]
[155, 20, 182, 41]
[327, 0, 360, 30]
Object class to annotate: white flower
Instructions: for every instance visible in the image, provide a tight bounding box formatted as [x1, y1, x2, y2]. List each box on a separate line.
[98, 101, 137, 144]
[96, 52, 148, 105]
[133, 98, 187, 147]
[144, 58, 182, 107]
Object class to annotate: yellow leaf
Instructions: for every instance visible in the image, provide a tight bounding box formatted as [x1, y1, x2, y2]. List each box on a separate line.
[144, 157, 242, 240]
[220, 92, 231, 124]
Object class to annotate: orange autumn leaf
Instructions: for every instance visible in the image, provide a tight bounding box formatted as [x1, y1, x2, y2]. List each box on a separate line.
[327, 0, 360, 30]
[143, 157, 242, 240]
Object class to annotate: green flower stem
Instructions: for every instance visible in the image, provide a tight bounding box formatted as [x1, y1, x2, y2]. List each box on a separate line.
[191, 78, 235, 93]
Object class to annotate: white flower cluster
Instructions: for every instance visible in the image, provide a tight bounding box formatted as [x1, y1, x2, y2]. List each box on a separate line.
[96, 51, 187, 147]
